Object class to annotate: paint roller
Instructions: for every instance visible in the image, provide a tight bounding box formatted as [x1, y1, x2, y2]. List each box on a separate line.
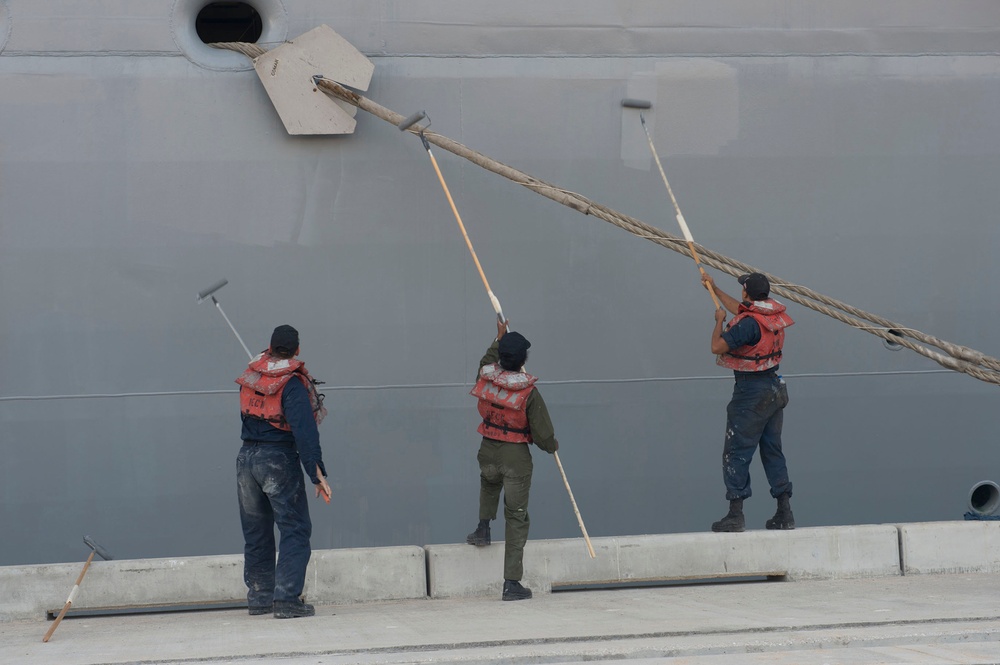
[197, 279, 253, 359]
[622, 98, 722, 310]
[397, 111, 506, 324]
[42, 536, 114, 642]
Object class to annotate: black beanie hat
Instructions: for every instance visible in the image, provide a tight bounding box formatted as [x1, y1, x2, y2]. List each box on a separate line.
[498, 332, 531, 371]
[270, 325, 299, 357]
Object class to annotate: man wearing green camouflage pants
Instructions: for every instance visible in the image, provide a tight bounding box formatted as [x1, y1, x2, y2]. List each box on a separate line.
[466, 317, 559, 601]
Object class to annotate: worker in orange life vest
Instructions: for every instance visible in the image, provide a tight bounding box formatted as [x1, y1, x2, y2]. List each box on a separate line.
[702, 272, 795, 533]
[234, 324, 331, 619]
[466, 317, 559, 601]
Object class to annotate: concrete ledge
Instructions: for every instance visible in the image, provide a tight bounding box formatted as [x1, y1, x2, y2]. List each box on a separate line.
[426, 526, 900, 598]
[306, 546, 427, 604]
[0, 546, 426, 621]
[899, 521, 1000, 574]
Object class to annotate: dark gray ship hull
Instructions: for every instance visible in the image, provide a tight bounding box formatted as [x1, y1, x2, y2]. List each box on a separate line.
[1, 1, 998, 565]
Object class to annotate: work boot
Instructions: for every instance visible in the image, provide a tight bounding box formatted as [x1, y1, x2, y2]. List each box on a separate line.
[502, 580, 532, 601]
[273, 600, 315, 619]
[711, 499, 745, 533]
[466, 519, 491, 546]
[765, 493, 795, 530]
[248, 605, 271, 616]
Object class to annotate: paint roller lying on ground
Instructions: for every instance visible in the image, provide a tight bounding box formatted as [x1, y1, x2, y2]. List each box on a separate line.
[43, 536, 113, 643]
[622, 98, 721, 311]
[397, 109, 596, 559]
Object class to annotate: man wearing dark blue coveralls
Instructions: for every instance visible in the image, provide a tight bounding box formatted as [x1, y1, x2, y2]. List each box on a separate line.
[235, 325, 331, 618]
[701, 272, 795, 533]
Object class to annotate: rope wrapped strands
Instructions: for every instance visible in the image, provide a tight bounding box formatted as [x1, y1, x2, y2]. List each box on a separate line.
[210, 41, 1000, 387]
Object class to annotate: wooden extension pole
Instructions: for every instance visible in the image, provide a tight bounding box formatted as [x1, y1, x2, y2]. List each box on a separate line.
[395, 118, 596, 558]
[419, 133, 505, 323]
[42, 550, 96, 642]
[554, 451, 596, 558]
[635, 113, 723, 310]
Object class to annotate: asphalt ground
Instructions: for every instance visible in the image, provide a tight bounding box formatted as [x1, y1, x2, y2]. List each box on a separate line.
[3, 573, 999, 665]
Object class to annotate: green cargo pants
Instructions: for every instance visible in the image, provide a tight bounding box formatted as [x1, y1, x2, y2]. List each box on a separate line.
[477, 439, 533, 581]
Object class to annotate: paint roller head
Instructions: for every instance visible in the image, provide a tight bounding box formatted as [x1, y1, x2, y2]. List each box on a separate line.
[622, 98, 652, 109]
[83, 535, 114, 561]
[397, 110, 427, 131]
[197, 279, 229, 303]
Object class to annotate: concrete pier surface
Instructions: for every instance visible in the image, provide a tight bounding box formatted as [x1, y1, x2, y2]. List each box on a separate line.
[4, 572, 999, 665]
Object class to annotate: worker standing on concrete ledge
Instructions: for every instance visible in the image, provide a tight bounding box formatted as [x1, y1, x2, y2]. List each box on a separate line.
[235, 325, 332, 618]
[466, 317, 559, 601]
[702, 272, 796, 533]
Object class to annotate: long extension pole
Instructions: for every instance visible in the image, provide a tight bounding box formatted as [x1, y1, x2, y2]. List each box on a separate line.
[622, 99, 722, 310]
[398, 112, 504, 323]
[554, 451, 596, 558]
[398, 110, 595, 558]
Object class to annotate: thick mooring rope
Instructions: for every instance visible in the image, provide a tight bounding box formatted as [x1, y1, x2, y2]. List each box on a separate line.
[310, 79, 1000, 386]
[209, 43, 1000, 385]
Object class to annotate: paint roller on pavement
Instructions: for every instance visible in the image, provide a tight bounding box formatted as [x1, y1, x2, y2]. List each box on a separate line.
[398, 111, 595, 559]
[42, 535, 114, 643]
[622, 98, 722, 310]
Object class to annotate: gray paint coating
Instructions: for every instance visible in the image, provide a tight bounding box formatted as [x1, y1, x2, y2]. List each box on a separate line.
[1, 1, 998, 565]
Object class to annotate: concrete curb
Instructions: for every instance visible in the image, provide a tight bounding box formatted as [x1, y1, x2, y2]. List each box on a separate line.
[899, 521, 1000, 574]
[306, 546, 427, 603]
[4, 522, 993, 621]
[426, 526, 900, 598]
[1, 546, 427, 621]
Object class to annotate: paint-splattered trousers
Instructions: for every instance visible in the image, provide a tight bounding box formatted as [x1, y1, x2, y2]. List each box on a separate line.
[722, 372, 793, 501]
[477, 439, 533, 581]
[237, 443, 312, 607]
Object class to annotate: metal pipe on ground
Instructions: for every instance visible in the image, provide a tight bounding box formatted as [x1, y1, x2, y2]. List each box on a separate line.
[968, 481, 1000, 516]
[42, 536, 114, 643]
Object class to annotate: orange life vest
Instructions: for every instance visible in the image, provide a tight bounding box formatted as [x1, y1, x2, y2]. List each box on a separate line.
[716, 299, 795, 373]
[235, 352, 327, 431]
[469, 363, 537, 443]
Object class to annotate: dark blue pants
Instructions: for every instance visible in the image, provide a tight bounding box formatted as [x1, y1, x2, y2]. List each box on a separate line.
[236, 444, 312, 607]
[723, 374, 793, 501]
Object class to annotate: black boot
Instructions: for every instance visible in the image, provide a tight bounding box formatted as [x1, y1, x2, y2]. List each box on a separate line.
[766, 493, 795, 530]
[466, 519, 491, 546]
[502, 579, 533, 601]
[273, 599, 315, 619]
[711, 499, 745, 532]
